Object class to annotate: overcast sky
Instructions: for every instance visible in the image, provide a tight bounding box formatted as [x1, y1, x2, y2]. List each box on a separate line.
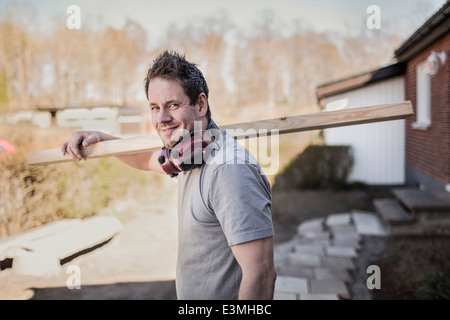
[1, 0, 446, 45]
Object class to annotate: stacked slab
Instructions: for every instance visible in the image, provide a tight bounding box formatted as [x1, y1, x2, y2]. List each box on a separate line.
[0, 216, 123, 277]
[273, 211, 388, 300]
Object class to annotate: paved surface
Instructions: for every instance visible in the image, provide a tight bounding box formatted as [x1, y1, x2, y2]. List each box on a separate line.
[273, 211, 389, 300]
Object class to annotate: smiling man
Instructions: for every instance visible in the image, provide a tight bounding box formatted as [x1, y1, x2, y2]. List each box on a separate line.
[61, 50, 277, 300]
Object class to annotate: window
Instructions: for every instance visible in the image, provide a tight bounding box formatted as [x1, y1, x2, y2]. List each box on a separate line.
[413, 62, 431, 130]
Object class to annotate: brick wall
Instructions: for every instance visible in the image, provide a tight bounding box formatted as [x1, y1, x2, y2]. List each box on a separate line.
[404, 32, 450, 187]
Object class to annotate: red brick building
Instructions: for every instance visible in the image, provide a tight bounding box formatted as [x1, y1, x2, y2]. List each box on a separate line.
[394, 2, 450, 191]
[316, 2, 450, 192]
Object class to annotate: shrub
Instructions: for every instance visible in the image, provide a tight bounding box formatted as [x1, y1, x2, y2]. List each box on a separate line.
[417, 268, 450, 300]
[273, 144, 354, 191]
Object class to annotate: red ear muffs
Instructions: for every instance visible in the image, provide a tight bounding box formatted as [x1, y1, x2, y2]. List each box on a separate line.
[158, 131, 210, 177]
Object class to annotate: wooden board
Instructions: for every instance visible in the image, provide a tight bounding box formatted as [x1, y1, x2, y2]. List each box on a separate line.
[26, 101, 413, 166]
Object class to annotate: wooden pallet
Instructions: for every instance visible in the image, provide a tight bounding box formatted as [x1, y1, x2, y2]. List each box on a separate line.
[373, 198, 415, 226]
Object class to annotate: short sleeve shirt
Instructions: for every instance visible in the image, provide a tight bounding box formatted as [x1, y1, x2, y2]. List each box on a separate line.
[175, 120, 273, 300]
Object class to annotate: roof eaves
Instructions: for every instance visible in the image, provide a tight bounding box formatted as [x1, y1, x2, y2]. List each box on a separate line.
[316, 62, 406, 100]
[394, 1, 450, 61]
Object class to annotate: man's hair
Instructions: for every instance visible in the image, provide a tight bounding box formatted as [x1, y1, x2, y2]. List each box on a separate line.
[144, 50, 211, 121]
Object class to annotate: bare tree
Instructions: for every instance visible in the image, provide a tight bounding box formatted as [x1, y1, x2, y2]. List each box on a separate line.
[0, 2, 411, 118]
[92, 19, 148, 106]
[160, 14, 231, 121]
[0, 15, 42, 110]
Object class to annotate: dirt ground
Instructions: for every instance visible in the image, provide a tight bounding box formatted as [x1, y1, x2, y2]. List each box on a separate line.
[371, 221, 450, 300]
[2, 185, 450, 300]
[346, 221, 450, 300]
[0, 179, 180, 300]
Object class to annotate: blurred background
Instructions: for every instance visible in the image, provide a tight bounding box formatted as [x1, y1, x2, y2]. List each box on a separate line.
[2, 0, 450, 301]
[0, 0, 445, 238]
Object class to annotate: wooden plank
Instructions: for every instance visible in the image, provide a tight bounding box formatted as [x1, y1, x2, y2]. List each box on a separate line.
[26, 101, 413, 166]
[27, 134, 163, 166]
[372, 198, 415, 225]
[392, 187, 450, 213]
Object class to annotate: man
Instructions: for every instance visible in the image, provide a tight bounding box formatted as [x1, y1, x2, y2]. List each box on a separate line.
[61, 51, 277, 300]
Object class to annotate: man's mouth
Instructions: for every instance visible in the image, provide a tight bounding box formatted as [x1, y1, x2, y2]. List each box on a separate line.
[159, 126, 180, 137]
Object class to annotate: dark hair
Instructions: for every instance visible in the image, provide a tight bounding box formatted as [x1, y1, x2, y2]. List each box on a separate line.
[144, 50, 211, 121]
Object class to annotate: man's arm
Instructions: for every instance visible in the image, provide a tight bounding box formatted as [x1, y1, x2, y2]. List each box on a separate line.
[61, 130, 164, 173]
[231, 236, 277, 300]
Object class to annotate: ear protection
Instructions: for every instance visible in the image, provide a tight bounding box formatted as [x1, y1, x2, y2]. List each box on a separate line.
[158, 131, 211, 177]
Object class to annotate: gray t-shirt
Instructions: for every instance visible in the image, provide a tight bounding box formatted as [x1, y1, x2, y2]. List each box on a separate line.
[175, 120, 273, 300]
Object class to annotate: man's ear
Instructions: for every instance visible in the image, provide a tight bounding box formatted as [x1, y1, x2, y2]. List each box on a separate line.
[196, 93, 208, 117]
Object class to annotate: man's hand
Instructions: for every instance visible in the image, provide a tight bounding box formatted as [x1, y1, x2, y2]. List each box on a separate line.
[60, 130, 164, 172]
[61, 131, 111, 161]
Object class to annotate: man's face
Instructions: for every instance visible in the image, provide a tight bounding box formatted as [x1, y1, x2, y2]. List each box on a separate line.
[148, 78, 201, 149]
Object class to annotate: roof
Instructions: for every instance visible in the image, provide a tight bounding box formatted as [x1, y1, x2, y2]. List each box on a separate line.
[394, 1, 450, 61]
[316, 62, 406, 100]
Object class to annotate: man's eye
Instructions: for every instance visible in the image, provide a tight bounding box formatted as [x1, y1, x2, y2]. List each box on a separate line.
[169, 103, 180, 108]
[151, 106, 159, 112]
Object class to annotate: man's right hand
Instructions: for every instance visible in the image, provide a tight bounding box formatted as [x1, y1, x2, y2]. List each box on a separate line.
[60, 130, 163, 173]
[61, 131, 105, 161]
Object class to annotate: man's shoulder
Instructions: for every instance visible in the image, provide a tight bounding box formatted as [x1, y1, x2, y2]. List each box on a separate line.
[205, 130, 258, 166]
[201, 131, 268, 188]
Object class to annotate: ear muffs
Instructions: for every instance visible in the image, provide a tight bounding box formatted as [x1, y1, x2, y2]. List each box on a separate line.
[158, 131, 211, 177]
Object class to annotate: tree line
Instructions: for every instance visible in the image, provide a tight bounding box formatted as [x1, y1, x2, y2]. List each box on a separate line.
[0, 7, 404, 124]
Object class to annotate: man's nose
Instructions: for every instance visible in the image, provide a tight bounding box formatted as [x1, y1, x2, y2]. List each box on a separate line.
[157, 108, 172, 124]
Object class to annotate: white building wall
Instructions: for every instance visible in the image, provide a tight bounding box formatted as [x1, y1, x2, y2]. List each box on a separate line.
[57, 107, 118, 135]
[323, 76, 405, 185]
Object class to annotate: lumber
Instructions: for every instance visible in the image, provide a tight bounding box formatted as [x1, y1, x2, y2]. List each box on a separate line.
[11, 216, 123, 277]
[26, 101, 413, 166]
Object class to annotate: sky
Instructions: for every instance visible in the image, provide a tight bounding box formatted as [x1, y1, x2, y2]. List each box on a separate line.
[1, 0, 447, 46]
